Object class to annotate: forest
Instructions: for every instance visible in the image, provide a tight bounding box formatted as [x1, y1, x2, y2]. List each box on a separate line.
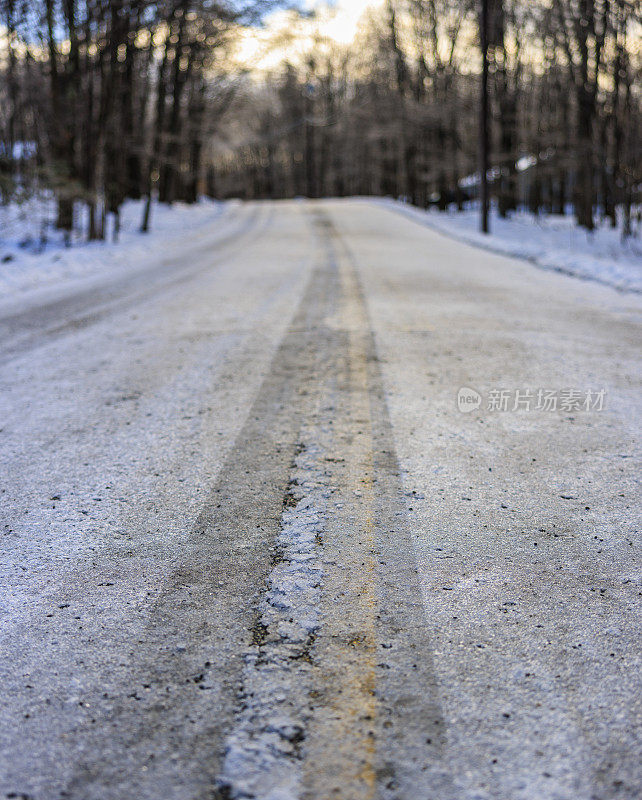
[0, 0, 640, 241]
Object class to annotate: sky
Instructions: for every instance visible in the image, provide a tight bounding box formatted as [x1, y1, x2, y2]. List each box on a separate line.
[236, 0, 380, 70]
[310, 0, 377, 43]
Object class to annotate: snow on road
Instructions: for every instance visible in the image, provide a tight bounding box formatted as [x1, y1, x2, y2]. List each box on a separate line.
[2, 195, 641, 301]
[0, 198, 640, 800]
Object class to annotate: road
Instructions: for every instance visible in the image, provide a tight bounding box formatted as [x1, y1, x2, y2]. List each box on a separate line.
[0, 199, 640, 800]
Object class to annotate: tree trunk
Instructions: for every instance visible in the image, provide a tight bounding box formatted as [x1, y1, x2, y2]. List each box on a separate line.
[141, 21, 173, 232]
[575, 87, 595, 230]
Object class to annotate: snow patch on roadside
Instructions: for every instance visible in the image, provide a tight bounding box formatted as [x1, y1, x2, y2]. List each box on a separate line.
[0, 196, 227, 298]
[377, 198, 642, 294]
[216, 441, 328, 800]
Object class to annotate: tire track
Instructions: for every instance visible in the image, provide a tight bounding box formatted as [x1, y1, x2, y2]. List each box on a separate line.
[53, 207, 336, 800]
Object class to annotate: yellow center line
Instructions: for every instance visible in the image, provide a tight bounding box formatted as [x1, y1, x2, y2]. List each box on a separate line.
[329, 226, 379, 797]
[302, 213, 381, 799]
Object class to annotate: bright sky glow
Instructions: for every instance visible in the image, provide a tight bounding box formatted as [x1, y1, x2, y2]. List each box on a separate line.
[315, 0, 376, 43]
[235, 0, 379, 70]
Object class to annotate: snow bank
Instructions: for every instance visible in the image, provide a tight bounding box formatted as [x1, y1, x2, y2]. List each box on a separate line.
[380, 199, 642, 294]
[0, 196, 226, 297]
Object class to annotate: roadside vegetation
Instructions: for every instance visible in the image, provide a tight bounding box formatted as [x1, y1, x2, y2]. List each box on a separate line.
[0, 0, 640, 246]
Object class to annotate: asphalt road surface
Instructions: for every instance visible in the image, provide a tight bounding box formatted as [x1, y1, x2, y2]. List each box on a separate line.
[1, 200, 640, 800]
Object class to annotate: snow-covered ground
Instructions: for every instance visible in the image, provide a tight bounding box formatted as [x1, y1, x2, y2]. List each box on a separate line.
[381, 199, 642, 293]
[0, 196, 226, 297]
[2, 194, 641, 298]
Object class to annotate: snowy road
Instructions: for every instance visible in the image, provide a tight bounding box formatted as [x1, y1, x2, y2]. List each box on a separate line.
[1, 199, 640, 800]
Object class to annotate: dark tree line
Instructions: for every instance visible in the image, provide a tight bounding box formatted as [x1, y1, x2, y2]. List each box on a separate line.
[0, 0, 268, 241]
[212, 0, 640, 234]
[0, 0, 639, 239]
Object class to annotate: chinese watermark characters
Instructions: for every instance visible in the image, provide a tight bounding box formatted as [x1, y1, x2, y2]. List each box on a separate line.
[457, 387, 606, 413]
